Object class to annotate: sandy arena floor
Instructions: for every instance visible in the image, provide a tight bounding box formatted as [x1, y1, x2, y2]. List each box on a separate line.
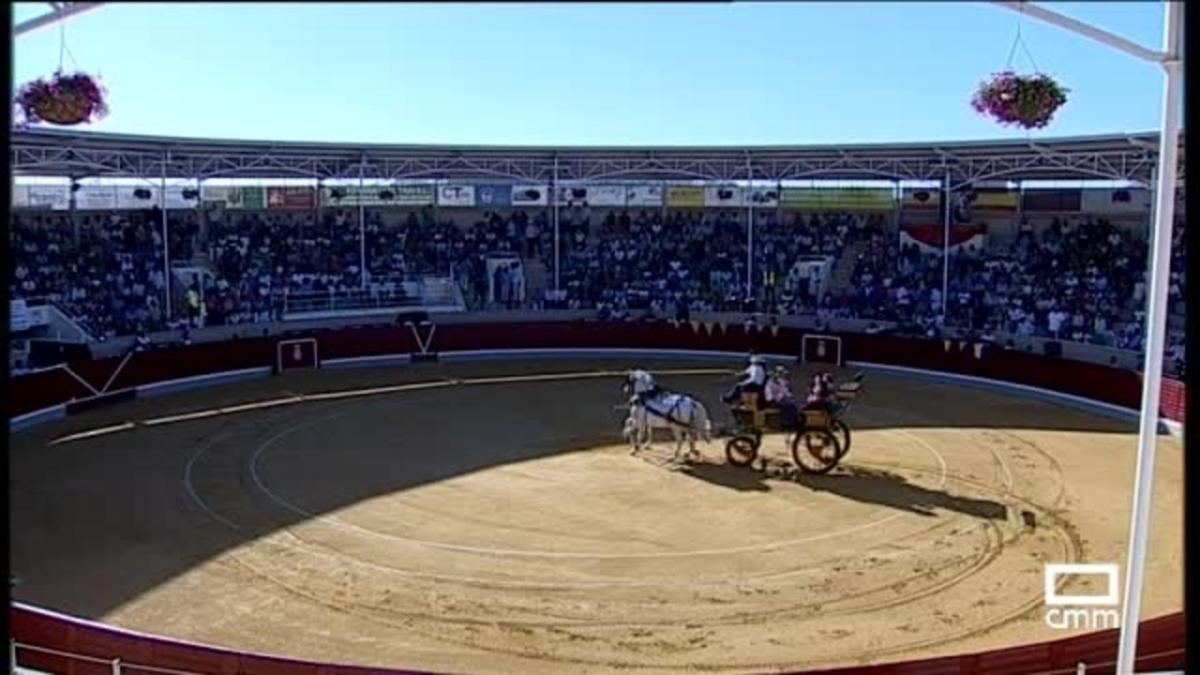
[8, 359, 1184, 674]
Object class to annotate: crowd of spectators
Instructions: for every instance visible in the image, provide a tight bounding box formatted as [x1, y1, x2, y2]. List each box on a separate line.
[9, 210, 194, 339]
[550, 208, 875, 317]
[7, 205, 1186, 376]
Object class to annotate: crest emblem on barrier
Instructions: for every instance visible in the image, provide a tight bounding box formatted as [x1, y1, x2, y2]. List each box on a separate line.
[292, 344, 303, 361]
[817, 341, 827, 358]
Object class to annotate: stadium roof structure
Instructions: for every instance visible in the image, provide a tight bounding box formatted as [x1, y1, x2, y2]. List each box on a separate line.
[9, 127, 1185, 187]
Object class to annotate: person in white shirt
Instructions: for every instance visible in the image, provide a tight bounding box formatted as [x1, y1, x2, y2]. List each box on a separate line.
[722, 354, 767, 404]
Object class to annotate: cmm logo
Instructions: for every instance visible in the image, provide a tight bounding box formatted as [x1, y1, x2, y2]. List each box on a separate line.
[1044, 563, 1121, 630]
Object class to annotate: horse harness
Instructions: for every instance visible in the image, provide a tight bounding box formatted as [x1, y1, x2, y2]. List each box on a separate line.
[636, 392, 693, 428]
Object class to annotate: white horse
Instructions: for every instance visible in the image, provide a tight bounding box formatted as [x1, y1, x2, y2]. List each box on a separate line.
[622, 391, 713, 462]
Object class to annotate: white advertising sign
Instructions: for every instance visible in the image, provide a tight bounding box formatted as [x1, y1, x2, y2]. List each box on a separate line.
[747, 186, 780, 208]
[437, 184, 476, 207]
[511, 184, 549, 206]
[164, 186, 199, 210]
[75, 186, 118, 210]
[586, 184, 626, 207]
[26, 185, 70, 210]
[116, 185, 160, 209]
[704, 186, 746, 208]
[625, 184, 663, 207]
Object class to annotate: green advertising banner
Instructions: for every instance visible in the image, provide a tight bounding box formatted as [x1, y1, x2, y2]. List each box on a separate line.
[321, 184, 434, 207]
[779, 187, 894, 210]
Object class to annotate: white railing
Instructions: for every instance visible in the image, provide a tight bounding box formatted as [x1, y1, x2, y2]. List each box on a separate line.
[11, 640, 202, 675]
[280, 276, 465, 319]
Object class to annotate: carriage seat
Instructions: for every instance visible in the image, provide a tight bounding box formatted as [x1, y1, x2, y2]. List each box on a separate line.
[736, 391, 779, 427]
[835, 382, 862, 400]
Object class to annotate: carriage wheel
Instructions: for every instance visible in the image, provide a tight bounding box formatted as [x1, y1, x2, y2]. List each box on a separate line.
[831, 419, 851, 458]
[791, 429, 842, 474]
[726, 436, 759, 467]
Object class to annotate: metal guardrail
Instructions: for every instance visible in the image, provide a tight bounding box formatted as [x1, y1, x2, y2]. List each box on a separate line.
[11, 639, 202, 675]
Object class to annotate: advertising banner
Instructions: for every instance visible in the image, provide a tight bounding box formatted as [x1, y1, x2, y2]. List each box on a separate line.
[201, 185, 233, 208]
[626, 184, 663, 207]
[475, 184, 513, 207]
[322, 186, 371, 207]
[957, 186, 1019, 211]
[390, 184, 434, 206]
[26, 185, 71, 210]
[780, 187, 894, 210]
[437, 184, 476, 207]
[666, 186, 705, 208]
[1080, 188, 1151, 215]
[228, 186, 266, 210]
[12, 185, 30, 208]
[75, 185, 119, 210]
[902, 187, 941, 211]
[164, 186, 200, 210]
[115, 186, 160, 210]
[1160, 378, 1185, 423]
[899, 224, 988, 254]
[511, 184, 549, 206]
[586, 184, 626, 207]
[746, 187, 780, 208]
[266, 187, 317, 210]
[1020, 189, 1081, 213]
[556, 185, 591, 207]
[704, 186, 745, 208]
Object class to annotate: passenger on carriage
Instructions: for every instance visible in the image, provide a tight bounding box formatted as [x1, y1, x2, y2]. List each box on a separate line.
[722, 354, 767, 404]
[764, 366, 799, 428]
[803, 372, 837, 415]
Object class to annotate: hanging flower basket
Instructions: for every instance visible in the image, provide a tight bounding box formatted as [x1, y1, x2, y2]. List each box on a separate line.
[15, 71, 108, 126]
[971, 71, 1068, 130]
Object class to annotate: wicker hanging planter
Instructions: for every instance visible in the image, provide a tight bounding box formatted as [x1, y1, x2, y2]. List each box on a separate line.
[971, 71, 1068, 130]
[15, 71, 108, 126]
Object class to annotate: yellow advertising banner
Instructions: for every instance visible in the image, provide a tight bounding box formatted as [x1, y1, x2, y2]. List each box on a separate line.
[780, 187, 894, 210]
[667, 186, 705, 208]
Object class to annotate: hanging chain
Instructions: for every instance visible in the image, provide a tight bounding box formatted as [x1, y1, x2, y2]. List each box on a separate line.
[1004, 2, 1041, 73]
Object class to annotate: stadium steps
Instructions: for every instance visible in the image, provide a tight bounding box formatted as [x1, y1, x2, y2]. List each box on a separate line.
[524, 257, 549, 300]
[828, 238, 868, 294]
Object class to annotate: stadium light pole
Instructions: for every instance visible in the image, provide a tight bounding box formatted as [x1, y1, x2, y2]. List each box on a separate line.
[988, 3, 1183, 673]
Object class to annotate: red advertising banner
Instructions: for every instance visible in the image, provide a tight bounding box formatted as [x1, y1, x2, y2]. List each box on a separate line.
[1160, 377, 1185, 423]
[266, 187, 316, 210]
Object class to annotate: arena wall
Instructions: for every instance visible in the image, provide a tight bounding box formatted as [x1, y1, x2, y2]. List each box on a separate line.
[6, 319, 1186, 674]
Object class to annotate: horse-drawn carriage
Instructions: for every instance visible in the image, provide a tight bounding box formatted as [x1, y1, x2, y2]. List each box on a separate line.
[723, 374, 863, 474]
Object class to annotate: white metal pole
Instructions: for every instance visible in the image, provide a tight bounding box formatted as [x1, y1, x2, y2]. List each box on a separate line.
[161, 153, 171, 322]
[1116, 3, 1182, 672]
[553, 157, 560, 292]
[941, 168, 951, 326]
[359, 165, 366, 289]
[746, 153, 754, 304]
[13, 2, 104, 37]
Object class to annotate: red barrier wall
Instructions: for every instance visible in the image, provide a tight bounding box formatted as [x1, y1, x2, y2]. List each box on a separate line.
[8, 604, 1183, 675]
[7, 322, 1172, 422]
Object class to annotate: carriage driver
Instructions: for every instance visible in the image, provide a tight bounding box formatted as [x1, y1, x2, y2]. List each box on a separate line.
[721, 354, 768, 404]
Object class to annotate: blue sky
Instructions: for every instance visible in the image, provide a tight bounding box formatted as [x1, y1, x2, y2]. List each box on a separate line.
[12, 2, 1172, 146]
